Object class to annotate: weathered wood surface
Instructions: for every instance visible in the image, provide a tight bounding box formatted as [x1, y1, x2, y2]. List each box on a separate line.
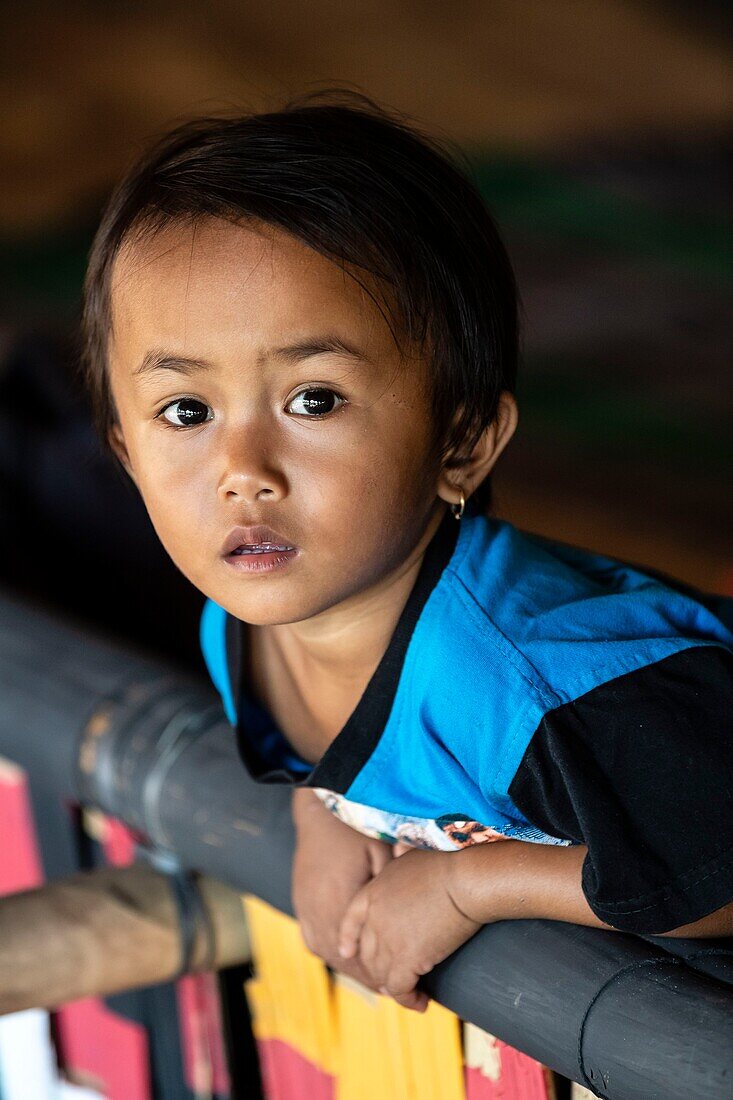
[0, 864, 250, 1014]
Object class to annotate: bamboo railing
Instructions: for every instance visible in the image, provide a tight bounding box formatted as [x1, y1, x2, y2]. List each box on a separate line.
[1, 589, 732, 1099]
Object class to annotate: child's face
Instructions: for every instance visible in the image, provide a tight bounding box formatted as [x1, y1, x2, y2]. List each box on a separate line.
[106, 216, 450, 626]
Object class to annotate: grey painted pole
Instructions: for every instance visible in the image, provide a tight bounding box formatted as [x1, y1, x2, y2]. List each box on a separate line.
[1, 589, 732, 1099]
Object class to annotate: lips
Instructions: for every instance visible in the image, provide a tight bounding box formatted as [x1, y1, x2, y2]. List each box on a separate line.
[221, 524, 298, 557]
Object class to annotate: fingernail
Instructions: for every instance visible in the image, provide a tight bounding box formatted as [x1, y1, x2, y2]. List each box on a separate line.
[338, 944, 350, 958]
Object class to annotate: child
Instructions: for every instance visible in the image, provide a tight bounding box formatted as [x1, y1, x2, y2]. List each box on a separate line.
[81, 92, 733, 1013]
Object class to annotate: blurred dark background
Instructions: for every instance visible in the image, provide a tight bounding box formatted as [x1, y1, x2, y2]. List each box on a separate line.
[1, 0, 731, 671]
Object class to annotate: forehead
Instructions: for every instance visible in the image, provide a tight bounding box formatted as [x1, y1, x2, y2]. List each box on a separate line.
[109, 217, 401, 360]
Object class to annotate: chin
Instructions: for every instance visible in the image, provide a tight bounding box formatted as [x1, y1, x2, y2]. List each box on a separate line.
[231, 583, 363, 627]
[199, 557, 372, 626]
[220, 591, 324, 627]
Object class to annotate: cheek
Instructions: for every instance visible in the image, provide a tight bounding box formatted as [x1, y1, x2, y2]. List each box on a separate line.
[307, 429, 425, 517]
[348, 413, 436, 505]
[132, 436, 214, 551]
[305, 418, 437, 556]
[140, 445, 207, 493]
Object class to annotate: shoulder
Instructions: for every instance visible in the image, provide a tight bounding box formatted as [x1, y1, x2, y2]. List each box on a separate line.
[419, 512, 733, 806]
[447, 512, 733, 704]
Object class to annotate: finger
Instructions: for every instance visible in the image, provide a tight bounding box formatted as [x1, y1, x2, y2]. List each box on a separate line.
[368, 841, 393, 875]
[380, 987, 430, 1013]
[359, 923, 380, 971]
[378, 962, 421, 999]
[337, 956, 384, 994]
[392, 841, 412, 858]
[359, 933, 393, 991]
[338, 890, 369, 959]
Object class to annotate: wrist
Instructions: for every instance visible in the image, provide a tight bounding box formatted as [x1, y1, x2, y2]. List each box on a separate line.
[291, 787, 324, 827]
[444, 840, 605, 929]
[443, 841, 518, 924]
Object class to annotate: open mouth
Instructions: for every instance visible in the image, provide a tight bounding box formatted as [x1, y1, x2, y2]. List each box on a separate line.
[223, 528, 299, 572]
[231, 544, 296, 555]
[221, 525, 298, 558]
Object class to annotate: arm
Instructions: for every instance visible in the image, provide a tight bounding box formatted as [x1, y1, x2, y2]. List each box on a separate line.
[445, 840, 733, 938]
[338, 837, 733, 1013]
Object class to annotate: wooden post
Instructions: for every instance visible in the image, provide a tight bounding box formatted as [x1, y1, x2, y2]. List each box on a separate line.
[0, 864, 250, 1015]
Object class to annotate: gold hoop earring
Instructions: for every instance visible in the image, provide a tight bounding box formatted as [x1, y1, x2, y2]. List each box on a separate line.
[450, 489, 465, 520]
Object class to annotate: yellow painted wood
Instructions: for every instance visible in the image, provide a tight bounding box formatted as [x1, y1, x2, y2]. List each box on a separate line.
[242, 894, 337, 1075]
[334, 974, 465, 1100]
[241, 895, 466, 1098]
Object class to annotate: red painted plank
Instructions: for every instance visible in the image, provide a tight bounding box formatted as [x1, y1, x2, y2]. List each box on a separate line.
[255, 1038, 335, 1100]
[0, 758, 43, 895]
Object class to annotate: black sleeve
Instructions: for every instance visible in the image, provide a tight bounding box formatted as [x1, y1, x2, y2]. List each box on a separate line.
[508, 645, 733, 934]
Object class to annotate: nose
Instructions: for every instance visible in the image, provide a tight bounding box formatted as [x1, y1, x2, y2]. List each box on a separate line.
[217, 425, 288, 505]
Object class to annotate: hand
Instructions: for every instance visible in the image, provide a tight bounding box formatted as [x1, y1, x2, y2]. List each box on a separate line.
[291, 789, 395, 992]
[337, 846, 482, 1012]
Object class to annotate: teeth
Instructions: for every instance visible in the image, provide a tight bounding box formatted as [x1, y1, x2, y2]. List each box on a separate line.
[233, 544, 293, 554]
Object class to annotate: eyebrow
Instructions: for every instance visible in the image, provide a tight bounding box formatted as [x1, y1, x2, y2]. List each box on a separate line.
[133, 335, 370, 379]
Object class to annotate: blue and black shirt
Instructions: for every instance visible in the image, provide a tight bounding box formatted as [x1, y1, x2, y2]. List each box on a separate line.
[201, 505, 733, 935]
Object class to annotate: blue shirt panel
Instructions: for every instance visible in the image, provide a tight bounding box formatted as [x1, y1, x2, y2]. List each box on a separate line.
[341, 515, 733, 821]
[200, 597, 236, 725]
[199, 597, 311, 773]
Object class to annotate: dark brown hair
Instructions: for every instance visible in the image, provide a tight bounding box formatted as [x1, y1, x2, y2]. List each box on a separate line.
[81, 90, 519, 509]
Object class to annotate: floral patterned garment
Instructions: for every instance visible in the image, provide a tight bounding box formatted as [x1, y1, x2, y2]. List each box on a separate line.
[311, 788, 572, 851]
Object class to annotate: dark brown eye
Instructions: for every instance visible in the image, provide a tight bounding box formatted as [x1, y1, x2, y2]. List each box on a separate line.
[287, 388, 344, 417]
[160, 398, 211, 427]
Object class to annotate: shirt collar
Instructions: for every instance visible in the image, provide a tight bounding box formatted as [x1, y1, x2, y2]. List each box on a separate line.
[228, 506, 465, 789]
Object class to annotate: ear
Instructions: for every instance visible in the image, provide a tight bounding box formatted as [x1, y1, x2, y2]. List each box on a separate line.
[436, 391, 518, 509]
[108, 422, 138, 487]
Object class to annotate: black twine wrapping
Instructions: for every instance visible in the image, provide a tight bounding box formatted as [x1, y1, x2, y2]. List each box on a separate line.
[168, 867, 217, 978]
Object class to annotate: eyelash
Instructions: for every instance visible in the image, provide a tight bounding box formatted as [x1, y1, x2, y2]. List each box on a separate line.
[155, 387, 347, 430]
